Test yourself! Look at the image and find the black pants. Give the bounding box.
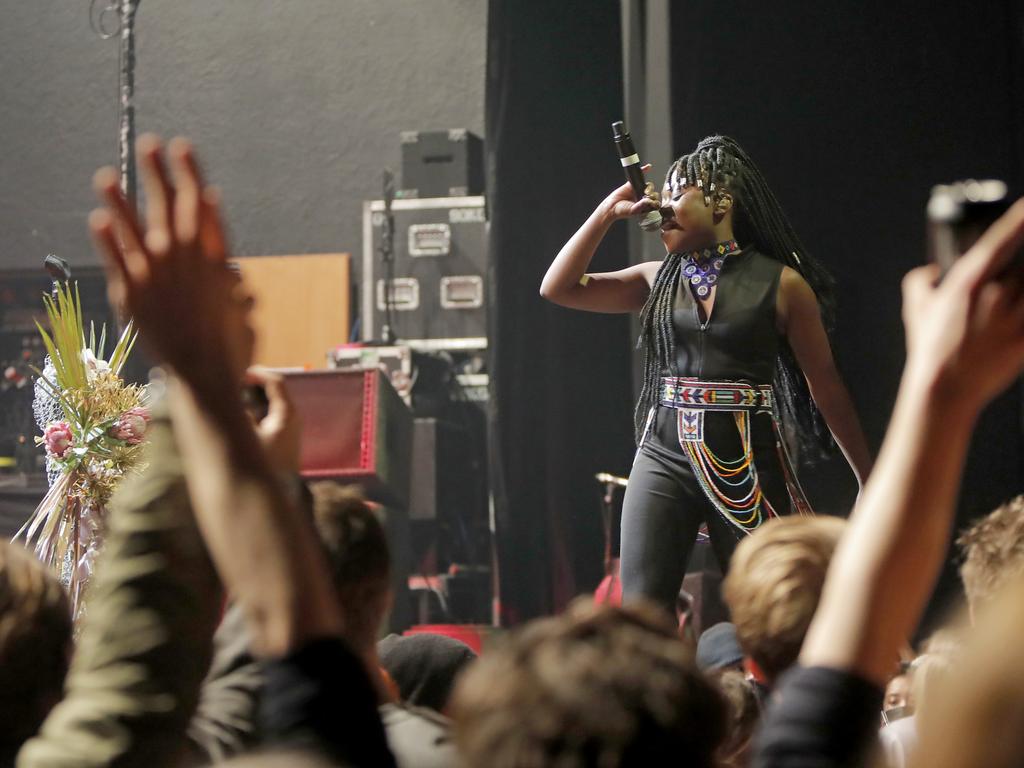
[620,406,793,615]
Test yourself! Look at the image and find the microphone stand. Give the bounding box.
[379,169,397,346]
[594,472,628,603]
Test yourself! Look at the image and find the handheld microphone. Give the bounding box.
[612,121,663,232]
[43,254,71,300]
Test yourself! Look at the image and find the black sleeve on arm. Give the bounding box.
[260,636,396,768]
[752,666,883,768]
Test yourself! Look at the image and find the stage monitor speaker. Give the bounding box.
[409,418,440,521]
[282,369,413,508]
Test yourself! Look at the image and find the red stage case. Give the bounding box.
[283,369,413,508]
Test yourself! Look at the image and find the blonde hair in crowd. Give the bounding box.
[723,516,846,682]
[957,494,1024,611]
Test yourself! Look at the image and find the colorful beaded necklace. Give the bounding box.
[680,239,742,300]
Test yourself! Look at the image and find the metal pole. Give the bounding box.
[118,0,139,205]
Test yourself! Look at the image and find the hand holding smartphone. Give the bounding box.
[928,179,1014,275]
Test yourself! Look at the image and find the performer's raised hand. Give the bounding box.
[600,163,659,221]
[89,134,254,388]
[540,163,664,313]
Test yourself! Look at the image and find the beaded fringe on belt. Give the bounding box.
[645,376,813,534]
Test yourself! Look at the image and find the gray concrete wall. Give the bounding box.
[0,0,486,272]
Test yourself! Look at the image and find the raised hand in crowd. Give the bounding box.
[753,199,1024,768]
[802,198,1024,683]
[91,136,254,385]
[245,367,303,474]
[90,135,395,767]
[90,135,337,653]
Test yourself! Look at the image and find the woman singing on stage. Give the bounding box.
[540,135,872,614]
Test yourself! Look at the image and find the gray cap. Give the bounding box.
[696,622,745,671]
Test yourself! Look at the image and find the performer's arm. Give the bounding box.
[540,170,661,313]
[778,268,873,486]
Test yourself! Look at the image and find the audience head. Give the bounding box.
[696,622,745,673]
[883,669,912,717]
[710,668,760,768]
[723,515,845,685]
[451,599,727,768]
[905,628,961,730]
[0,541,72,762]
[378,632,477,713]
[957,494,1024,617]
[309,483,391,652]
[911,575,1024,768]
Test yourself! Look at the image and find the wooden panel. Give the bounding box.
[237,254,350,369]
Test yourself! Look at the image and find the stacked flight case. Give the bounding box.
[360,195,487,351]
[357,193,491,624]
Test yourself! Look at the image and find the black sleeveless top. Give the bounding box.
[670,249,783,382]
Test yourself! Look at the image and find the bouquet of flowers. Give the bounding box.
[15,282,148,619]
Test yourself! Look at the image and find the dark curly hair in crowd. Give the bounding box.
[0,541,72,764]
[451,599,727,768]
[635,135,837,458]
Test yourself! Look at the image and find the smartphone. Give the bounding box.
[241,382,270,422]
[927,179,1010,274]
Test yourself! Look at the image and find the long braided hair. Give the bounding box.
[635,135,837,459]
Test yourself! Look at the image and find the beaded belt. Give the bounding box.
[640,376,809,535]
[658,377,773,413]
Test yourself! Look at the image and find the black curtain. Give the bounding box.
[486,0,635,623]
[669,0,1024,628]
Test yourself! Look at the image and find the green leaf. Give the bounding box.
[98,324,107,360]
[35,319,68,386]
[38,281,90,391]
[109,321,137,375]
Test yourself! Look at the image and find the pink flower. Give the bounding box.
[110,407,150,445]
[44,421,74,459]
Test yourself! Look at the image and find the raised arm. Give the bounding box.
[778,267,873,487]
[16,404,224,768]
[800,199,1024,684]
[753,202,1024,768]
[90,136,341,656]
[539,168,661,313]
[90,135,395,767]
